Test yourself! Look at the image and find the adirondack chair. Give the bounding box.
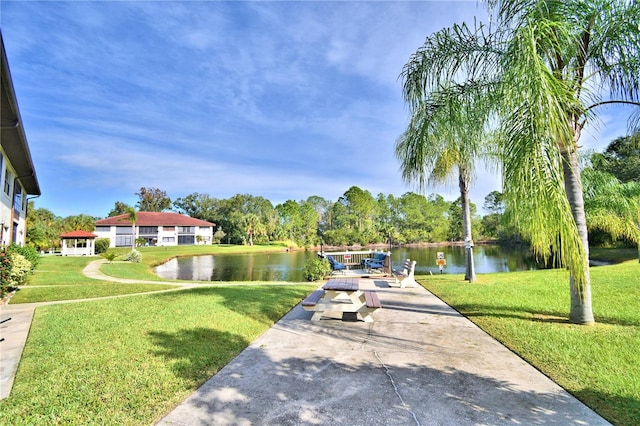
[326,255,347,274]
[361,252,387,270]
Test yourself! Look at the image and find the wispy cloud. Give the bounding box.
[0,1,596,218]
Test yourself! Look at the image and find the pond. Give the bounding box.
[154,244,542,282]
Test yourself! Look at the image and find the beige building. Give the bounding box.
[95,211,215,247]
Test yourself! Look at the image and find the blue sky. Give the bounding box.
[1,1,633,218]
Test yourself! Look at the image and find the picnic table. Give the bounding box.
[302,277,381,322]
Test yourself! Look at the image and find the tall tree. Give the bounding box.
[481,191,507,240]
[399,0,640,324]
[135,187,171,212]
[339,186,377,234]
[591,132,640,183]
[26,203,60,250]
[61,214,96,233]
[173,192,220,223]
[108,201,133,217]
[494,0,639,324]
[397,74,492,282]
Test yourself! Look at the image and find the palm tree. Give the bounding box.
[399,0,640,324]
[396,86,492,282]
[125,207,137,249]
[582,168,640,258]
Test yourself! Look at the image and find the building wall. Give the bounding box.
[0,149,27,246]
[94,225,213,248]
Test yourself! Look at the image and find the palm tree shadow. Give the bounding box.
[451,303,640,327]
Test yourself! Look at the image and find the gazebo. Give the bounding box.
[60,230,98,256]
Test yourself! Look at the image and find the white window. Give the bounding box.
[4,170,11,196]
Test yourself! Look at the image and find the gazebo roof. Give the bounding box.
[60,230,98,239]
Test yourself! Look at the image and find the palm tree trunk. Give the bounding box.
[459,167,476,282]
[561,147,595,325]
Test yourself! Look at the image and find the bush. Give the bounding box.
[0,247,33,297]
[124,249,142,263]
[95,238,111,254]
[303,258,331,281]
[101,251,118,263]
[8,244,40,270]
[0,249,11,297]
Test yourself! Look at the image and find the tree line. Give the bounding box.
[26,185,508,251]
[25,129,638,253]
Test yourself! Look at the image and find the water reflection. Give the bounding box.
[154,244,540,282]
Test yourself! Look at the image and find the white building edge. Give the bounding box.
[0,33,41,247]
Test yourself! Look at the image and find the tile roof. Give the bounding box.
[95,211,215,227]
[60,230,98,239]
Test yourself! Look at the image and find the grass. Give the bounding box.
[8,283,176,304]
[28,256,100,286]
[12,256,177,304]
[3,246,638,425]
[12,244,291,304]
[0,285,315,425]
[419,260,640,426]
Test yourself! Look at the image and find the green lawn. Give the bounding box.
[2,247,638,425]
[0,285,315,425]
[12,256,177,304]
[419,260,640,426]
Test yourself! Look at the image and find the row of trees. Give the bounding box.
[26,186,507,251]
[27,131,638,254]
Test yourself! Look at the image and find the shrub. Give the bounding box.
[303,258,331,281]
[124,249,142,263]
[0,249,11,297]
[8,244,40,270]
[101,251,118,263]
[0,247,33,297]
[95,238,111,254]
[8,252,32,286]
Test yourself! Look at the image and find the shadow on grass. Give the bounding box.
[573,387,640,426]
[447,303,640,327]
[148,328,249,384]
[151,285,313,324]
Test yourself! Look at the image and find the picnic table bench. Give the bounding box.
[302,277,381,322]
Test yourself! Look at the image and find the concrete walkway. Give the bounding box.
[157,278,610,426]
[1,262,610,424]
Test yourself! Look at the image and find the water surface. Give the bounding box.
[154,245,540,282]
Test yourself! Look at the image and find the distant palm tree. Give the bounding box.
[125,207,137,249]
[582,168,640,260]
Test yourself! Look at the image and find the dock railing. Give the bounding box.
[318,249,391,274]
